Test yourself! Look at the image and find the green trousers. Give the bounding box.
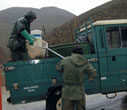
[62,98,86,110]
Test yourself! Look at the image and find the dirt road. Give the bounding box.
[2,86,127,110]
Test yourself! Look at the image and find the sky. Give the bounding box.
[0,0,111,15]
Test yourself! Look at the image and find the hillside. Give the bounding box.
[46,0,127,45]
[0,7,74,62]
[0,7,74,30]
[77,0,127,26]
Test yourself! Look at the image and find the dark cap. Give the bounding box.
[72,46,83,55]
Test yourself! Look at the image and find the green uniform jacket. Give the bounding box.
[7,11,36,52]
[56,54,96,100]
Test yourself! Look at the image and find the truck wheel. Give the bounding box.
[56,97,62,110]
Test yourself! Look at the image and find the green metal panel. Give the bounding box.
[106,49,127,72]
[100,75,121,93]
[85,78,100,94]
[99,24,127,93]
[95,26,108,92]
[120,75,127,89]
[85,54,100,94]
[4,58,63,104]
[101,71,127,93]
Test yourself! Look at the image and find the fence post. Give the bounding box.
[0,64,2,110]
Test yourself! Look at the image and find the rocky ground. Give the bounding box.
[2,86,127,110]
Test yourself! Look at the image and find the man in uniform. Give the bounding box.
[56,46,96,110]
[7,10,37,61]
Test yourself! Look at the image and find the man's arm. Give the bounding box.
[21,30,34,45]
[16,18,35,45]
[56,60,64,72]
[84,63,96,81]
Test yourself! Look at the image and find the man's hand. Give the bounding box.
[29,39,34,45]
[32,36,37,41]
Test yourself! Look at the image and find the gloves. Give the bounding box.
[32,36,37,41]
[29,39,34,45]
[21,30,34,45]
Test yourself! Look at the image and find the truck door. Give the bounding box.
[101,25,127,93]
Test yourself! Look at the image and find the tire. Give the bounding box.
[46,88,62,110]
[56,97,62,110]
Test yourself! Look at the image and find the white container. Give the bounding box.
[27,30,48,59]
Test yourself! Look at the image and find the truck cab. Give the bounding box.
[3,19,127,110]
[76,19,127,94]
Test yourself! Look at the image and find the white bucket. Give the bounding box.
[27,30,48,59]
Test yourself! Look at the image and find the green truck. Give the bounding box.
[3,19,127,110]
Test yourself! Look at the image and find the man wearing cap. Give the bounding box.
[7,11,37,61]
[56,46,96,110]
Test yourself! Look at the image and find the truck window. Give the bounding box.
[76,29,95,54]
[121,26,127,47]
[88,32,95,54]
[106,26,127,48]
[106,27,121,48]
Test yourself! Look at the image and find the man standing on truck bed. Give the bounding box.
[7,11,37,61]
[56,46,96,110]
